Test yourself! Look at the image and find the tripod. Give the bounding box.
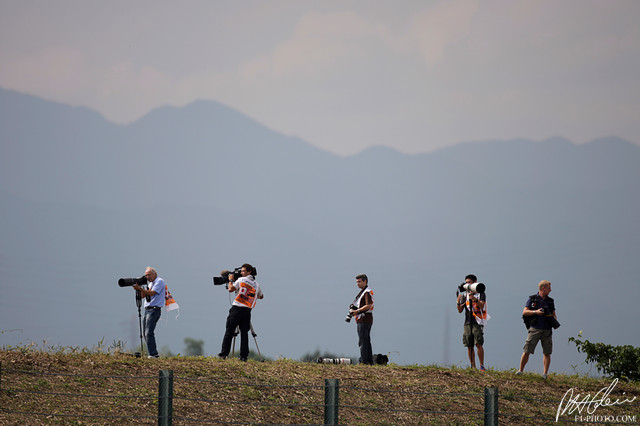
[232,321,262,360]
[134,291,145,357]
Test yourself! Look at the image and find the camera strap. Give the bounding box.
[352,286,367,306]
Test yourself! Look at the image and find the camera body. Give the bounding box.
[213,267,243,287]
[540,306,561,329]
[345,304,358,322]
[457,282,486,294]
[118,276,147,287]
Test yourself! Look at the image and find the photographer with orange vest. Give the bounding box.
[456,274,488,370]
[218,263,263,361]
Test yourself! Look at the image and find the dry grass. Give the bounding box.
[1,349,638,425]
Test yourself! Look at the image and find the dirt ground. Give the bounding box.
[1,350,638,424]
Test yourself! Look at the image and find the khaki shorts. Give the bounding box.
[523,328,553,355]
[463,324,484,347]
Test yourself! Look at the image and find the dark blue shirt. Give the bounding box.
[525,294,555,330]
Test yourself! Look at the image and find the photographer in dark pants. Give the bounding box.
[456,274,487,370]
[349,274,374,365]
[132,267,165,359]
[218,263,263,361]
[517,280,558,379]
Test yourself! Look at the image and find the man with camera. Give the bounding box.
[218,263,263,361]
[348,274,374,365]
[456,274,487,370]
[517,280,558,378]
[132,267,165,359]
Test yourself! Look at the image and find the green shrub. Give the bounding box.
[569,334,640,381]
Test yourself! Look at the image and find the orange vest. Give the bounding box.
[466,296,489,325]
[233,279,260,309]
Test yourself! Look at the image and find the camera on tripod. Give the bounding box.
[457,282,486,294]
[345,304,358,322]
[117,274,150,358]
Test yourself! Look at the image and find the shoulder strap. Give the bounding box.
[353,286,367,305]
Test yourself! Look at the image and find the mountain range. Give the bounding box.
[1,87,639,373]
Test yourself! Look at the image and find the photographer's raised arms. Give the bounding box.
[132,267,165,359]
[217,263,263,362]
[456,274,488,371]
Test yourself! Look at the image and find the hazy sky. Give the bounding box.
[1,0,639,155]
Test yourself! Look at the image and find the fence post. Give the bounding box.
[484,387,498,426]
[158,369,174,426]
[324,378,339,425]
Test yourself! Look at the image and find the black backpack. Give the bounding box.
[373,354,389,365]
[522,294,540,329]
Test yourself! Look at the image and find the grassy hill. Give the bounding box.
[1,349,638,425]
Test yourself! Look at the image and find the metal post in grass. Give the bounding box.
[158,369,174,426]
[324,379,339,425]
[484,387,498,426]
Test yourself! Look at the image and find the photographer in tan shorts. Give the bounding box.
[517,280,558,379]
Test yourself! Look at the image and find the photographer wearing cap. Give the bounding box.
[349,274,374,365]
[132,267,165,359]
[218,263,263,361]
[456,274,487,370]
[517,280,558,378]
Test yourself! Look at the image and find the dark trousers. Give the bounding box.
[143,307,161,357]
[357,322,373,365]
[219,306,252,359]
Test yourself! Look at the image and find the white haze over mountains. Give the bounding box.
[1,87,639,374]
[1,1,640,156]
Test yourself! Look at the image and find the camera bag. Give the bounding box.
[522,294,539,329]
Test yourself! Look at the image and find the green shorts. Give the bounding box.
[463,324,484,347]
[523,328,553,355]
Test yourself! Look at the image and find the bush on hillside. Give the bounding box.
[569,334,640,381]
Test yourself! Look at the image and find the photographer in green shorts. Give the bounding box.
[456,274,487,370]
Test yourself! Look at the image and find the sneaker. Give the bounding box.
[480,365,486,371]
[543,374,548,379]
[147,355,159,359]
[515,370,523,375]
[240,357,248,362]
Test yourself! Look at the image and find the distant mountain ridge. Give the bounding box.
[1,86,639,370]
